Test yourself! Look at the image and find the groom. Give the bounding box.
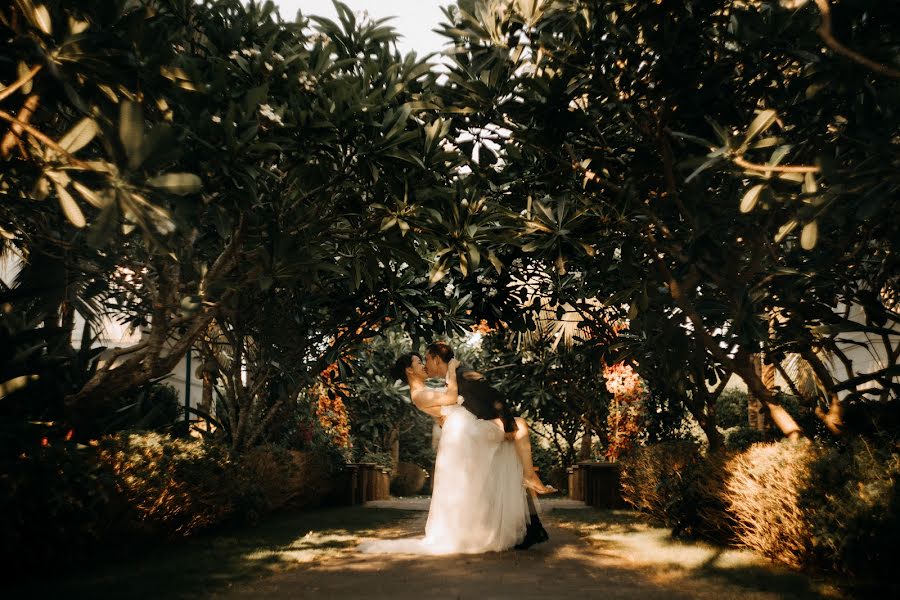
[424,341,550,550]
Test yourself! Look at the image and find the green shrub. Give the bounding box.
[546,464,569,494]
[285,448,344,509]
[102,382,181,434]
[806,439,900,580]
[620,441,734,542]
[390,461,427,496]
[716,389,749,429]
[724,440,820,569]
[724,426,768,451]
[97,432,236,537]
[398,414,437,473]
[619,441,700,526]
[530,433,558,478]
[0,435,119,571]
[358,450,394,470]
[233,444,300,518]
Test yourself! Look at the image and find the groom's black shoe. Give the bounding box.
[515,515,549,550]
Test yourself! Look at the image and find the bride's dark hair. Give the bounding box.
[390,352,421,382]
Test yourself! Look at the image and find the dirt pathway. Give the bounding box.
[216,500,840,600]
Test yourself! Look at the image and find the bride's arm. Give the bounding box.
[411,358,461,410]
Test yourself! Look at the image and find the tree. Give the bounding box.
[436,0,899,442]
[1,1,476,444]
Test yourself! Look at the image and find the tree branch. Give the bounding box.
[0,107,90,168]
[733,156,819,174]
[0,64,42,103]
[813,0,900,79]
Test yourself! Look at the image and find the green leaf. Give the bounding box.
[119,102,144,167]
[742,109,777,147]
[705,118,730,145]
[429,259,449,284]
[774,219,798,243]
[769,145,793,166]
[87,200,120,248]
[0,375,39,400]
[685,155,721,183]
[466,242,481,269]
[33,4,52,34]
[488,250,503,273]
[802,172,818,195]
[54,182,86,228]
[59,118,99,153]
[739,184,765,213]
[71,181,107,208]
[147,173,203,195]
[800,221,818,250]
[750,136,780,149]
[669,130,715,149]
[17,62,33,95]
[244,84,269,113]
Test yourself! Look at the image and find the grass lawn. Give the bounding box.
[11,506,419,599]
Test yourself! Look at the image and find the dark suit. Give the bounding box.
[456,368,517,433]
[453,366,550,550]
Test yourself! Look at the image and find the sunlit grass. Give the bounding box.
[11,506,420,599]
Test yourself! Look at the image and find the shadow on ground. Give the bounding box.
[13,505,852,600]
[552,509,844,600]
[9,506,419,600]
[216,508,843,600]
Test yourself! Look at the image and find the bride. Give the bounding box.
[358,353,531,554]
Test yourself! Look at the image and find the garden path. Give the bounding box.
[216,499,841,600]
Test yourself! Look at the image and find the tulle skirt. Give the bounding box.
[358,405,529,554]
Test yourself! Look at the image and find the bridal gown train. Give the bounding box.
[358,404,530,554]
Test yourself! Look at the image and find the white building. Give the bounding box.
[1,252,204,414]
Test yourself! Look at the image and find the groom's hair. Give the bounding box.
[425,341,454,363]
[390,352,421,382]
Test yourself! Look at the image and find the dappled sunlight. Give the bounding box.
[214,508,844,599]
[553,510,843,599]
[242,532,362,566]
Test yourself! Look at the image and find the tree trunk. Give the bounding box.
[683,392,724,454]
[662,266,803,439]
[736,353,801,439]
[578,425,593,461]
[65,307,217,414]
[700,417,724,454]
[747,353,768,431]
[386,427,400,473]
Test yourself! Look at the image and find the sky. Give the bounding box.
[272,1,451,57]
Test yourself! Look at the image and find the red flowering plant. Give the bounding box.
[603,360,647,461]
[313,362,352,450]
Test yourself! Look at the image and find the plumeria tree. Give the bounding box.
[0,0,497,443]
[435,0,899,443]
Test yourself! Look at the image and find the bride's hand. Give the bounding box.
[447,358,460,371]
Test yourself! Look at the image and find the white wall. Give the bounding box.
[3,252,205,413]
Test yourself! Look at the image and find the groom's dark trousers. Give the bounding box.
[454,368,550,550]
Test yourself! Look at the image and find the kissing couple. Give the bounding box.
[359,341,553,555]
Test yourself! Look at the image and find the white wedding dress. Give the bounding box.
[358,403,530,554]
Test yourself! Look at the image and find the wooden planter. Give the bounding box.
[569,464,585,501]
[332,463,360,506]
[567,466,575,499]
[379,467,391,499]
[574,461,623,509]
[355,462,377,502]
